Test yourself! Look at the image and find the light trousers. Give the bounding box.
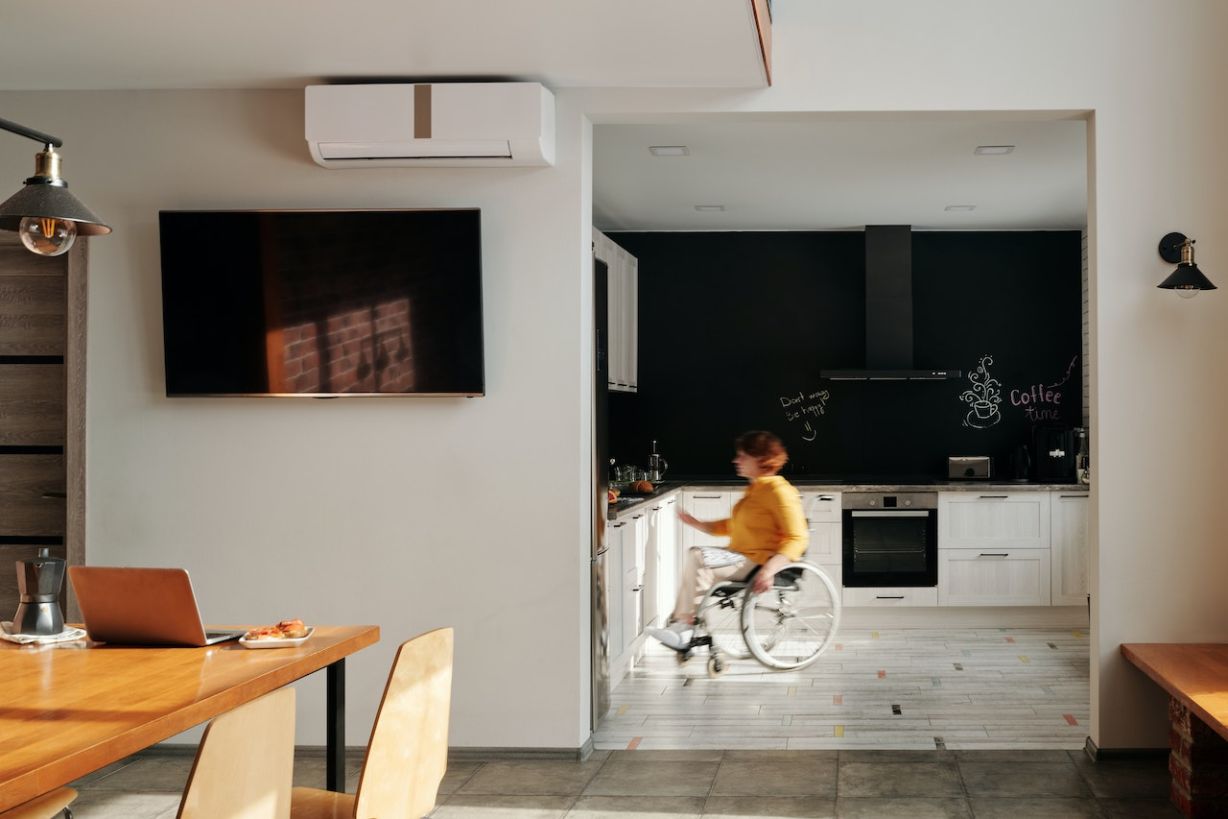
[671,547,755,623]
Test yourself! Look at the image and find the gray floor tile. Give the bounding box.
[835,797,973,818]
[952,750,1073,764]
[432,793,574,818]
[840,750,953,764]
[82,754,194,793]
[837,762,964,798]
[67,790,181,819]
[959,762,1092,798]
[609,749,725,762]
[68,760,137,789]
[438,761,483,795]
[1070,756,1172,799]
[289,753,363,791]
[1097,798,1183,818]
[968,797,1104,818]
[567,795,705,818]
[583,759,719,797]
[710,757,838,797]
[459,759,606,796]
[702,795,837,817]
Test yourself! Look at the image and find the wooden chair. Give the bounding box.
[291,628,453,819]
[0,788,76,819]
[178,686,297,819]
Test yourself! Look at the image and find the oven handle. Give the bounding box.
[849,511,931,518]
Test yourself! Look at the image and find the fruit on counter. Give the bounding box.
[607,489,619,503]
[631,480,655,494]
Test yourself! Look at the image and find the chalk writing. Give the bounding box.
[1011,354,1078,423]
[779,388,830,443]
[960,354,1002,429]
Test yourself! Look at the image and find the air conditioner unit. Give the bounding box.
[305,82,555,168]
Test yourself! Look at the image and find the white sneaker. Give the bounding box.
[646,621,694,651]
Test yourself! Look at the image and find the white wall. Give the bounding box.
[0,90,593,748]
[1,0,1226,752]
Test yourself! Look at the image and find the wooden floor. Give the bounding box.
[595,627,1090,751]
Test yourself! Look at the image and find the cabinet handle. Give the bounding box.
[978,495,1009,499]
[632,514,643,519]
[667,499,677,505]
[978,553,1009,557]
[632,586,643,592]
[819,495,835,501]
[876,595,905,600]
[41,491,67,500]
[612,523,625,528]
[693,495,721,499]
[1059,494,1087,499]
[652,506,662,510]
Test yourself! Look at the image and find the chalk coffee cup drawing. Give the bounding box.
[972,400,994,420]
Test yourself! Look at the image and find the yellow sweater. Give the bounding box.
[709,476,808,564]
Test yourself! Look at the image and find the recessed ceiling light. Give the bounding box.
[648,145,689,157]
[694,205,725,212]
[974,145,1015,155]
[944,204,976,212]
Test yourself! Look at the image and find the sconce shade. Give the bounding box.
[1157,262,1216,291]
[0,181,111,235]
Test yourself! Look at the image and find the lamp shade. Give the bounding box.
[1157,262,1217,291]
[0,181,111,236]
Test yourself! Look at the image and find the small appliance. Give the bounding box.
[12,547,66,636]
[1033,425,1078,482]
[648,440,669,482]
[1008,444,1033,482]
[947,456,991,480]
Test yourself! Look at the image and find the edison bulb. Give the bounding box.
[1176,287,1201,300]
[18,216,76,257]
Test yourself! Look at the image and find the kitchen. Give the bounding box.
[590,115,1091,750]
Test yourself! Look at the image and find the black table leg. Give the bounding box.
[326,658,345,791]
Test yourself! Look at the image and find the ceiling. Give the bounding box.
[0,0,766,90]
[594,117,1088,232]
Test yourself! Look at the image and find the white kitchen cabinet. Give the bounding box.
[1050,492,1089,606]
[844,586,938,607]
[650,497,680,628]
[938,492,1051,551]
[621,511,647,655]
[681,490,735,548]
[938,548,1051,606]
[605,520,625,666]
[593,228,637,393]
[801,491,842,564]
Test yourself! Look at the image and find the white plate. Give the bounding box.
[238,626,314,649]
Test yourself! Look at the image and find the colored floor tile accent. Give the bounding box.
[1063,714,1079,726]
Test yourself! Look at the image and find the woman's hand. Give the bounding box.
[678,510,705,532]
[753,553,792,594]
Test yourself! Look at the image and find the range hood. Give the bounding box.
[820,225,962,382]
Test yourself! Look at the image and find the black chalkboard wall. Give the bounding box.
[607,230,1083,478]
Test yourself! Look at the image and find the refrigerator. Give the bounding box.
[591,256,611,728]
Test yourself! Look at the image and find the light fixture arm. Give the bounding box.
[0,117,62,149]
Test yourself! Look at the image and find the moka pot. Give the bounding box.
[13,547,65,635]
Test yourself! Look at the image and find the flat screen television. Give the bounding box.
[159,209,484,397]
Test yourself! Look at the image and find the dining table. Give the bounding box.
[0,624,379,812]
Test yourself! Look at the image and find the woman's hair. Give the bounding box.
[735,430,788,475]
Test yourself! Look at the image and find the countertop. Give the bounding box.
[606,479,1087,520]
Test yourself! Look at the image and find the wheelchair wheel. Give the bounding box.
[697,581,751,660]
[741,562,840,671]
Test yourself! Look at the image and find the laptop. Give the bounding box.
[69,566,245,646]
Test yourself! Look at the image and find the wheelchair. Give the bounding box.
[678,561,841,678]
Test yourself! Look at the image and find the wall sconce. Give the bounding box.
[0,116,110,257]
[1157,232,1216,298]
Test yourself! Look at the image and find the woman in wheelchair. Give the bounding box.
[645,431,841,674]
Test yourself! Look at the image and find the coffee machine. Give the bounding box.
[13,547,66,636]
[1033,426,1078,483]
[648,440,669,482]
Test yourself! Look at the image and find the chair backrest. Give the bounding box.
[354,627,454,819]
[178,687,296,819]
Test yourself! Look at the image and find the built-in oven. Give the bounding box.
[842,492,938,588]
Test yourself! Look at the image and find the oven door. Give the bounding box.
[842,509,938,587]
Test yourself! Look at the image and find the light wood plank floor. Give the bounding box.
[595,627,1090,751]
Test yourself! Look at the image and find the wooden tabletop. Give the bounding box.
[0,624,379,811]
[1120,643,1228,743]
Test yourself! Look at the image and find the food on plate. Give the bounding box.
[632,480,655,494]
[607,489,618,503]
[244,619,310,641]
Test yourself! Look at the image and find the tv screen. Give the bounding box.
[159,209,484,396]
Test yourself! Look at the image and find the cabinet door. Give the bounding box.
[606,247,627,391]
[1051,492,1089,606]
[683,491,733,548]
[656,497,679,623]
[939,492,1051,550]
[625,253,638,391]
[640,509,659,629]
[606,522,625,661]
[938,549,1051,606]
[801,492,842,563]
[621,513,646,649]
